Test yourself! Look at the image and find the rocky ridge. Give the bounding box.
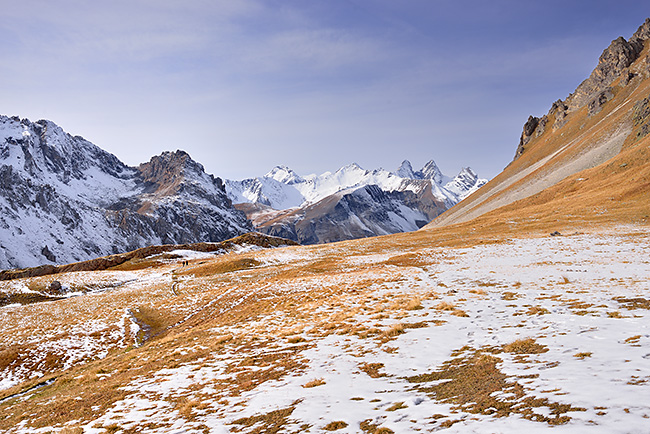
[433,17,650,229]
[515,18,650,159]
[0,116,252,269]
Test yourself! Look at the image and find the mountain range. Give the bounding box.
[0,115,485,269]
[225,161,486,244]
[0,116,251,269]
[1,16,650,434]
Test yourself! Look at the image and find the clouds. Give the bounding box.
[1,1,648,180]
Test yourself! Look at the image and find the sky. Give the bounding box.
[1,1,649,180]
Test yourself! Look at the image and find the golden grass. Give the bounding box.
[614,297,650,310]
[526,306,550,316]
[360,419,395,434]
[407,347,585,425]
[359,363,387,378]
[405,297,423,310]
[386,401,407,411]
[231,401,300,433]
[302,378,325,388]
[574,352,593,360]
[503,338,549,355]
[323,421,349,431]
[435,301,456,311]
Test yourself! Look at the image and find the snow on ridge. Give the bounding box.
[225,160,487,210]
[0,115,252,270]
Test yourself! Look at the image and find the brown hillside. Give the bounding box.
[429,19,650,231]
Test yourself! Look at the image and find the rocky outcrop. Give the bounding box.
[515,115,544,158]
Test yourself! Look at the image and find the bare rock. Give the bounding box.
[49,280,62,292]
[41,245,56,263]
[514,116,540,158]
[587,87,614,116]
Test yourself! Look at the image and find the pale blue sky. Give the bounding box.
[1,1,649,180]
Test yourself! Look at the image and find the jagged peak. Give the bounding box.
[395,160,415,178]
[336,162,364,174]
[419,160,443,181]
[631,17,650,42]
[138,149,211,189]
[265,165,303,184]
[454,167,477,179]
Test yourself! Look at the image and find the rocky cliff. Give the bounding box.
[0,116,252,269]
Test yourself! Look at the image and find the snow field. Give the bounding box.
[1,226,649,433]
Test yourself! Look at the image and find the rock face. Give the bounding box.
[0,116,252,269]
[259,185,432,244]
[515,17,650,159]
[227,160,486,244]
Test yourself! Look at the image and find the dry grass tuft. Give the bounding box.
[526,306,550,315]
[323,421,349,431]
[574,352,593,360]
[435,301,456,311]
[382,323,405,340]
[405,297,424,310]
[503,338,548,354]
[386,401,407,411]
[302,378,326,388]
[359,363,387,378]
[360,419,395,434]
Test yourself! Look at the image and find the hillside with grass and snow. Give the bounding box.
[1,15,650,434]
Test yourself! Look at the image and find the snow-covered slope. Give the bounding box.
[226,160,484,210]
[226,160,486,244]
[0,115,252,269]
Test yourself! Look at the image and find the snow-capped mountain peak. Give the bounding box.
[225,160,486,213]
[444,167,487,200]
[265,165,304,185]
[419,160,444,184]
[395,160,416,179]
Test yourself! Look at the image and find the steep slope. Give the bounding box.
[227,160,486,244]
[429,18,650,230]
[0,116,251,269]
